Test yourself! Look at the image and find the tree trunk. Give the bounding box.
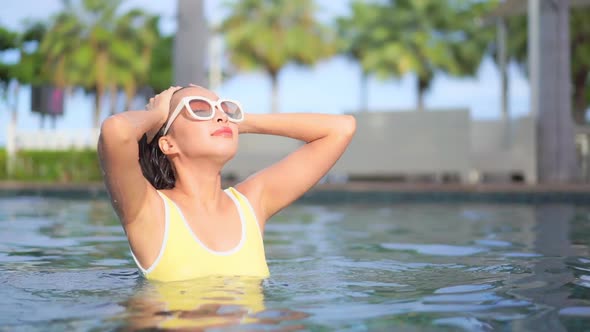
[498,17,512,148]
[497,17,509,120]
[270,72,279,113]
[572,70,588,124]
[417,89,424,112]
[124,89,136,112]
[109,84,118,116]
[94,87,103,129]
[502,71,512,149]
[123,81,137,112]
[360,70,368,112]
[11,83,19,129]
[502,71,510,119]
[417,77,428,112]
[95,50,107,128]
[123,96,133,112]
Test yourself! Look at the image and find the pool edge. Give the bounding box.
[2,181,590,203]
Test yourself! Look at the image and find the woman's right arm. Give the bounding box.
[97,86,179,224]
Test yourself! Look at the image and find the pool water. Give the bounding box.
[2,196,590,331]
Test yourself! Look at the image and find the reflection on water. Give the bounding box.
[124,277,265,330]
[1,197,590,330]
[121,277,308,331]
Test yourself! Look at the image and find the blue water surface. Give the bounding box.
[1,196,590,331]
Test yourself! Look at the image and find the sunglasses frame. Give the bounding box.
[162,96,244,135]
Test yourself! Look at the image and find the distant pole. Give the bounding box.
[528,0,578,183]
[360,70,368,112]
[6,120,15,176]
[174,0,208,87]
[208,29,223,90]
[6,82,20,178]
[497,18,508,120]
[497,17,511,148]
[528,0,540,119]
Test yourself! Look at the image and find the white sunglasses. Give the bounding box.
[163,96,244,135]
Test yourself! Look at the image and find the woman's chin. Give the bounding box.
[189,146,238,163]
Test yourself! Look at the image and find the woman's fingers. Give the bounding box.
[147,86,180,112]
[151,86,182,112]
[160,86,182,101]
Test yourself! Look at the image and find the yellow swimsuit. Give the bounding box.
[130,187,270,282]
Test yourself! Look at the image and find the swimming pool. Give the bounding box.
[1,195,590,331]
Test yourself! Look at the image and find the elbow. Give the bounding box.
[339,115,356,139]
[99,115,135,145]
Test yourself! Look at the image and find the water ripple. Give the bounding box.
[435,284,495,294]
[380,243,487,256]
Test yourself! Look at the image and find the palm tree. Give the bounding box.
[109,10,160,114]
[39,7,85,89]
[341,0,495,112]
[0,23,48,174]
[336,1,380,112]
[0,26,19,97]
[147,34,173,93]
[40,4,97,124]
[0,25,19,176]
[2,22,47,123]
[40,0,159,128]
[220,0,335,113]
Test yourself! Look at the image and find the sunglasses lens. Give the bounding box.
[188,99,214,119]
[221,101,243,121]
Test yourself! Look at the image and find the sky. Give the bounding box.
[0,0,531,146]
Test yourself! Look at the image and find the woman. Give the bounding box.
[98,85,356,282]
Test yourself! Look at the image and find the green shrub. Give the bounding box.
[0,148,6,180]
[0,148,102,182]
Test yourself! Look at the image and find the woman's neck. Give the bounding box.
[170,158,225,211]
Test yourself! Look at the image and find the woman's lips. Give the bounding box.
[212,126,233,137]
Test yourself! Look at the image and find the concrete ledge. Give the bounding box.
[2,181,590,204]
[0,182,107,199]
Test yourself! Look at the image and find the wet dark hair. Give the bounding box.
[138,127,175,190]
[137,87,195,189]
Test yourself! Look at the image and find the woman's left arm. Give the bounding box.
[236,113,356,225]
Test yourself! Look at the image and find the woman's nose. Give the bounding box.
[214,105,228,123]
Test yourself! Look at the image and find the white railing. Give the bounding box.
[4,125,100,177]
[11,128,100,151]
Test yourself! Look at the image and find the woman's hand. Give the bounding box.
[146,86,182,143]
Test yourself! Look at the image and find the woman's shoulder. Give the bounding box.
[231,182,267,227]
[231,182,260,203]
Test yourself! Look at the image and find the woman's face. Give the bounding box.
[161,86,239,162]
